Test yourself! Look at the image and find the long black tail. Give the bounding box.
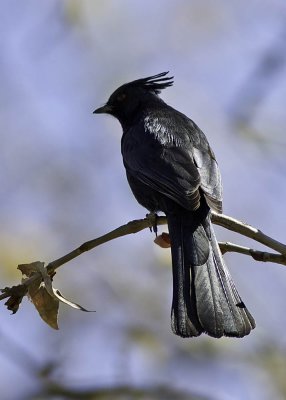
[167,209,255,338]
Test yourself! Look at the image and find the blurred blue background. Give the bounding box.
[1,1,286,399]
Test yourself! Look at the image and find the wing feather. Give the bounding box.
[121,108,223,212]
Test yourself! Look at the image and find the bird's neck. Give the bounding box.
[119,98,167,131]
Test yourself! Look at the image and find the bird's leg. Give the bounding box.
[146,212,172,248]
[146,212,158,236]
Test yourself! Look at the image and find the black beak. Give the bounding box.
[93,104,113,114]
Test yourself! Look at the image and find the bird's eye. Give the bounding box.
[117,93,127,102]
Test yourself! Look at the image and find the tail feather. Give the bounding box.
[167,211,255,338]
[169,217,202,337]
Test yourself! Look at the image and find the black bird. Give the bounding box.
[94,72,255,338]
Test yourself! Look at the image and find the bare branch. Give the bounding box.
[1,212,285,309]
[0,216,163,303]
[211,212,286,256]
[219,242,286,266]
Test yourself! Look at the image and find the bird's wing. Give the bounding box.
[122,122,201,211]
[173,112,223,213]
[192,144,223,213]
[122,110,223,213]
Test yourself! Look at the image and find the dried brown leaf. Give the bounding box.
[154,232,171,248]
[18,261,59,329]
[29,283,59,330]
[18,261,45,278]
[1,285,28,314]
[17,260,93,329]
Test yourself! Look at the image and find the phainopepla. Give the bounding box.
[93,72,255,338]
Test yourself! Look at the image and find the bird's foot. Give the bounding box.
[146,212,158,236]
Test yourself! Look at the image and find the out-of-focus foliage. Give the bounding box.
[1,1,286,399]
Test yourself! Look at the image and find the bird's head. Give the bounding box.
[93,72,173,126]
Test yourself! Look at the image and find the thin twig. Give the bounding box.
[47,216,162,273]
[0,216,162,302]
[219,242,286,266]
[212,212,286,256]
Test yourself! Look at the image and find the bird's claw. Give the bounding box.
[146,212,158,236]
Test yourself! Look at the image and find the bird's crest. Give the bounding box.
[128,72,174,94]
